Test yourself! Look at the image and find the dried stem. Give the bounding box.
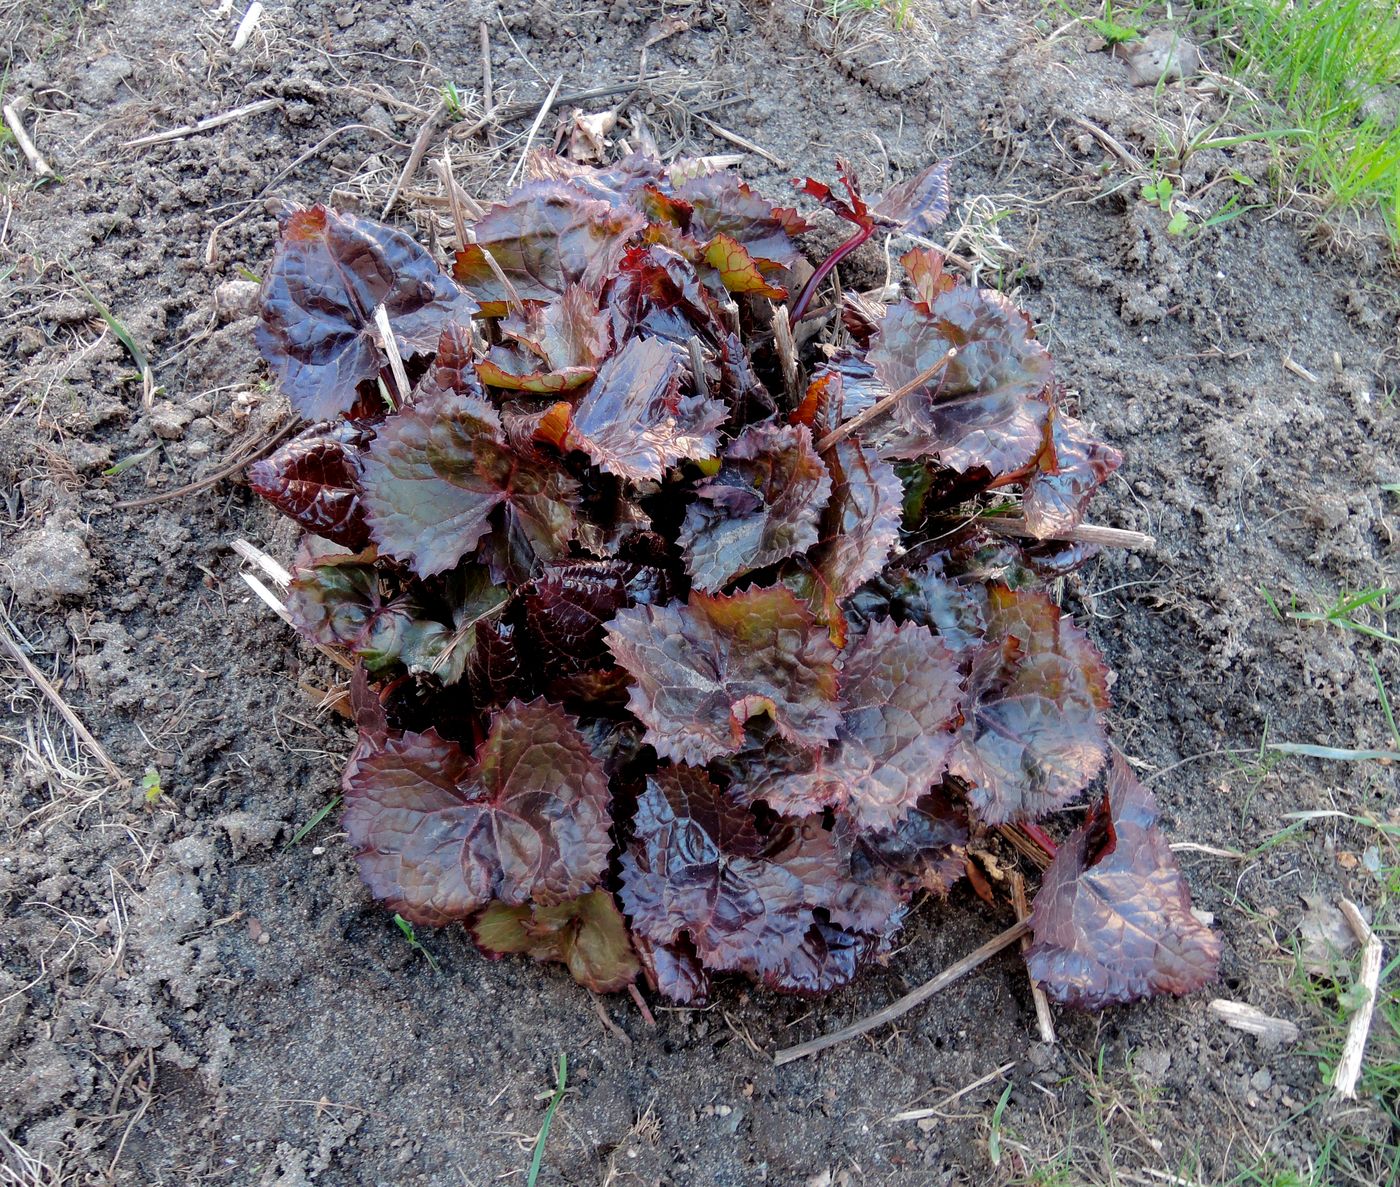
[815,350,956,452]
[382,100,446,219]
[507,74,562,187]
[771,304,799,402]
[124,98,281,149]
[1010,871,1056,1044]
[773,919,1030,1064]
[0,618,123,783]
[2,101,53,176]
[980,517,1157,551]
[1333,899,1383,1100]
[113,419,299,510]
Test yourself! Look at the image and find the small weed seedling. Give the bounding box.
[393,914,441,974]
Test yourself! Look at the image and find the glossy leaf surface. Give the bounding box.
[342,700,611,926]
[1027,757,1221,1008]
[679,422,831,591]
[247,421,371,550]
[559,337,726,480]
[359,391,578,579]
[868,293,1053,473]
[452,181,645,315]
[952,585,1110,823]
[606,586,842,764]
[256,205,474,420]
[730,619,963,830]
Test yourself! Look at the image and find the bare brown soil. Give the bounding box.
[2,2,1397,1185]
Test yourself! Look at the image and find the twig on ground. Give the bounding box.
[1283,356,1320,385]
[592,994,631,1044]
[113,419,298,509]
[239,573,352,670]
[692,113,785,167]
[1207,999,1300,1043]
[627,982,656,1026]
[980,517,1157,551]
[480,20,497,148]
[1067,115,1140,170]
[230,538,291,588]
[886,1061,1017,1122]
[1010,871,1056,1044]
[231,2,264,53]
[815,350,956,452]
[382,100,447,219]
[0,618,123,784]
[124,98,281,149]
[1333,899,1383,1100]
[3,101,55,177]
[449,77,697,143]
[773,919,1030,1064]
[508,75,563,187]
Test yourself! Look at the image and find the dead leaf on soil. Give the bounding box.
[1298,893,1362,975]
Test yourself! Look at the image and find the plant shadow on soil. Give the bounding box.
[1,1,1398,1184]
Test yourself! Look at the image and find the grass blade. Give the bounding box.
[286,794,341,847]
[527,1054,568,1187]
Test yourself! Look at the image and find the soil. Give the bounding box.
[2,2,1398,1185]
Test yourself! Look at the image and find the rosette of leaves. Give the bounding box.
[246,153,1218,1011]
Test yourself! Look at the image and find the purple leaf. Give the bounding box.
[452,181,646,315]
[342,699,612,926]
[475,284,611,393]
[619,767,875,996]
[808,440,903,601]
[359,390,579,579]
[606,585,843,764]
[1022,408,1123,538]
[559,337,726,480]
[729,618,963,830]
[1026,755,1221,1008]
[247,421,372,549]
[679,422,832,591]
[951,585,1110,824]
[256,205,475,420]
[867,293,1053,473]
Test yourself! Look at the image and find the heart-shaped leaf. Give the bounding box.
[256,205,475,420]
[247,421,372,550]
[453,181,645,315]
[359,390,579,579]
[951,585,1110,823]
[343,699,612,926]
[867,293,1053,473]
[557,336,726,480]
[729,618,963,830]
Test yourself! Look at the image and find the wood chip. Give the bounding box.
[1207,999,1300,1044]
